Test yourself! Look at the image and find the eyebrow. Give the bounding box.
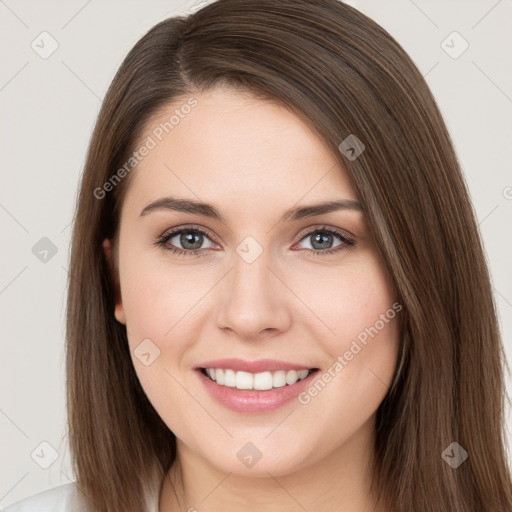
[139,196,362,223]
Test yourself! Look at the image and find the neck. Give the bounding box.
[159,416,387,512]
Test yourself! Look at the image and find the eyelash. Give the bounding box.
[154,224,355,257]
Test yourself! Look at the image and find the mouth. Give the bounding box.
[199,367,315,390]
[194,359,319,413]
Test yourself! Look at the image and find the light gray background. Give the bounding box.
[1,0,511,507]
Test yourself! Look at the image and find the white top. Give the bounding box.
[1,482,160,512]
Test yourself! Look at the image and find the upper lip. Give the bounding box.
[195,358,316,373]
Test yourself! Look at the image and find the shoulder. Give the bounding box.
[1,483,92,512]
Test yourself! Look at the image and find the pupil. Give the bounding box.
[181,232,202,250]
[177,231,333,251]
[312,232,332,250]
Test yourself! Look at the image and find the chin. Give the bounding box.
[205,441,315,478]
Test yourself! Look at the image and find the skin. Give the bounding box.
[104,85,400,512]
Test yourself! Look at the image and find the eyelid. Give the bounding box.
[155,223,354,255]
[295,224,355,243]
[159,223,221,246]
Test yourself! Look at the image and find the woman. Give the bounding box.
[4,0,511,510]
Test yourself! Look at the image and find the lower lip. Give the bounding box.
[196,369,317,414]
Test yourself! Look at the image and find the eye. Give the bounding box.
[294,226,354,256]
[154,224,355,257]
[154,226,218,257]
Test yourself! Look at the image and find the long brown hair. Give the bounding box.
[66,1,512,510]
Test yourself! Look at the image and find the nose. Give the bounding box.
[215,249,292,341]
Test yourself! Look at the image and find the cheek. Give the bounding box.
[118,251,220,423]
[116,239,402,470]
[288,255,401,418]
[119,249,213,345]
[117,253,209,432]
[119,242,399,374]
[287,252,398,349]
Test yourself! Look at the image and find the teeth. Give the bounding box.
[204,368,312,390]
[224,369,236,387]
[285,370,298,385]
[298,369,308,380]
[215,368,225,385]
[235,371,253,390]
[272,370,287,388]
[254,371,273,390]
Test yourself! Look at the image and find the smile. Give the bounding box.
[201,368,312,390]
[195,359,320,413]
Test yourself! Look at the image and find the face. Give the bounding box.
[105,85,400,477]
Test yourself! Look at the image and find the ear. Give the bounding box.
[102,238,126,325]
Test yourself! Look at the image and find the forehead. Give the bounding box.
[123,86,357,218]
